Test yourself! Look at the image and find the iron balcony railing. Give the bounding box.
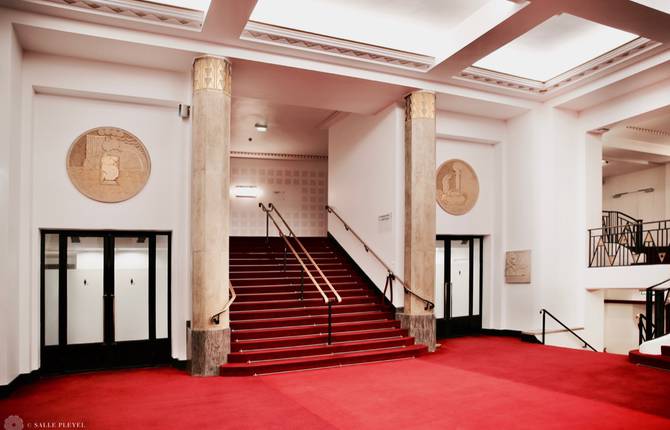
[588,217,670,267]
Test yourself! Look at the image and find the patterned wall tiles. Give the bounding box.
[230,158,328,237]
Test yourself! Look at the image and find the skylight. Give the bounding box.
[473,14,639,82]
[249,0,497,58]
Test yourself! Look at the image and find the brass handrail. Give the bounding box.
[325,205,434,310]
[210,281,237,325]
[269,203,342,303]
[259,203,330,304]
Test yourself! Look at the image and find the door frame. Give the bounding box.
[40,229,172,373]
[436,235,484,338]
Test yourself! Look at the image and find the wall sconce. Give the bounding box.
[254,122,268,132]
[231,185,260,198]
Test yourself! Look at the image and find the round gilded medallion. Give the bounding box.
[66,127,151,203]
[436,159,479,216]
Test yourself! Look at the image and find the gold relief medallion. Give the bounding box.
[66,127,151,203]
[436,159,479,215]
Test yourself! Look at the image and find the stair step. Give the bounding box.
[231,328,410,352]
[231,303,389,320]
[629,350,670,370]
[230,269,349,279]
[234,288,367,302]
[231,274,356,286]
[230,311,394,330]
[231,319,401,341]
[231,281,363,293]
[231,262,345,271]
[220,344,427,376]
[232,296,376,311]
[228,336,416,363]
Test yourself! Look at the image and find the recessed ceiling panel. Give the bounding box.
[473,14,639,82]
[249,0,495,57]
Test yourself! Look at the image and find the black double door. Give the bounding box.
[41,230,171,373]
[436,236,483,338]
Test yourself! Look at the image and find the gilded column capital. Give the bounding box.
[405,90,435,120]
[193,55,232,95]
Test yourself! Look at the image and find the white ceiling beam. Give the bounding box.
[559,0,670,44]
[6,6,539,113]
[603,138,670,158]
[427,0,563,79]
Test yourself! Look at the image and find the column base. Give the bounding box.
[190,328,230,376]
[397,313,436,352]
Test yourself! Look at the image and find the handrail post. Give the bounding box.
[265,210,269,245]
[655,290,665,337]
[328,302,333,345]
[638,315,644,345]
[541,309,546,345]
[283,245,287,272]
[646,289,654,340]
[300,267,304,301]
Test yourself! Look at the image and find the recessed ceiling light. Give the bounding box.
[255,123,268,132]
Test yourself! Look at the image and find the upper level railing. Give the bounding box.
[588,213,670,267]
[325,205,434,311]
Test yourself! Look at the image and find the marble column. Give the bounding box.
[398,90,437,352]
[190,55,231,376]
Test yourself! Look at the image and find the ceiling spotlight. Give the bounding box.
[255,123,268,132]
[602,160,609,165]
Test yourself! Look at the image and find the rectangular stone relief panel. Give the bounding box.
[505,250,531,284]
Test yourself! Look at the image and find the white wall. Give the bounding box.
[328,104,405,305]
[4,53,193,383]
[0,17,23,386]
[502,107,585,333]
[434,137,503,327]
[603,166,666,222]
[230,157,327,236]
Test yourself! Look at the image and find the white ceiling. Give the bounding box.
[250,0,499,57]
[474,14,639,82]
[231,97,332,155]
[602,107,670,177]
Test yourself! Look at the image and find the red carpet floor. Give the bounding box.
[2,336,670,429]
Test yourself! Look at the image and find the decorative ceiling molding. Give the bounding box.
[22,0,207,31]
[456,38,661,95]
[231,151,327,161]
[625,125,670,138]
[241,21,434,72]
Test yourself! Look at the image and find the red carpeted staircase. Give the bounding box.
[220,236,427,376]
[629,345,670,370]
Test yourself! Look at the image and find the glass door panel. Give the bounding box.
[67,235,104,344]
[472,238,481,316]
[450,239,470,318]
[156,235,169,339]
[44,234,60,346]
[114,236,149,342]
[434,240,445,319]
